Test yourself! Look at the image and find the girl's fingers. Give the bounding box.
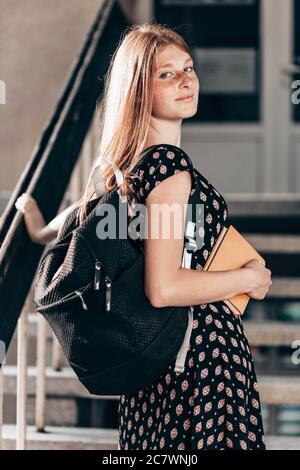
[15,198,26,212]
[15,194,35,213]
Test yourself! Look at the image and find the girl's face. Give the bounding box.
[152,44,200,120]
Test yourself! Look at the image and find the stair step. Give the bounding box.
[7,317,300,365]
[27,313,53,338]
[1,425,118,450]
[5,332,67,368]
[10,312,52,339]
[258,375,300,405]
[267,278,300,298]
[243,321,300,346]
[226,194,300,216]
[265,435,300,450]
[2,394,119,428]
[1,425,300,450]
[3,366,300,405]
[243,234,300,253]
[7,316,300,364]
[2,366,117,400]
[3,394,80,426]
[5,313,68,367]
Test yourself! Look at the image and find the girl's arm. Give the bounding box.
[143,171,269,310]
[15,193,78,245]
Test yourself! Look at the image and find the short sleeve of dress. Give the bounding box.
[131,145,196,205]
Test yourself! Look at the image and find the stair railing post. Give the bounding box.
[0,365,3,449]
[16,289,30,450]
[51,335,62,372]
[35,313,47,432]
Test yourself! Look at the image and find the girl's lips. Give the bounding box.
[176,95,194,102]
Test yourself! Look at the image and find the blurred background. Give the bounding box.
[0,0,300,450]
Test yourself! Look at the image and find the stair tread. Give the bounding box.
[2,424,117,443]
[243,320,300,345]
[268,278,300,298]
[243,234,300,253]
[1,424,118,450]
[3,365,75,378]
[3,366,300,404]
[264,435,300,450]
[2,365,117,400]
[1,425,300,450]
[5,366,300,383]
[258,375,300,405]
[259,375,300,384]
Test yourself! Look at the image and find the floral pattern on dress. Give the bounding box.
[118,144,266,450]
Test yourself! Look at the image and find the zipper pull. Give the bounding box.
[75,290,88,311]
[105,276,112,312]
[94,261,102,291]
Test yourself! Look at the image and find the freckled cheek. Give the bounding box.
[152,87,174,109]
[153,93,174,111]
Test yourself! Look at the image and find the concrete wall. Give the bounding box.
[0,0,109,191]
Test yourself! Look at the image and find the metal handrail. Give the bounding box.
[0,0,130,449]
[0,0,129,360]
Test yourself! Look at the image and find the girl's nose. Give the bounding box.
[179,72,192,87]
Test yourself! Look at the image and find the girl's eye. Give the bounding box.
[160,66,194,79]
[160,72,172,79]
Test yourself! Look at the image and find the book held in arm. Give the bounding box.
[203,225,265,317]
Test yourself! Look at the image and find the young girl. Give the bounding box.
[16,23,271,450]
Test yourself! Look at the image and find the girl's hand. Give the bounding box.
[242,258,272,300]
[15,193,49,244]
[15,193,43,217]
[15,194,77,245]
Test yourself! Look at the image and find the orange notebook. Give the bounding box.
[203,224,265,317]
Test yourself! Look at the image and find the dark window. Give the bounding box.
[154,0,261,122]
[293,0,300,122]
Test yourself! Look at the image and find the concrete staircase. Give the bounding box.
[1,425,118,450]
[2,364,300,407]
[2,425,300,450]
[2,315,300,449]
[2,232,300,450]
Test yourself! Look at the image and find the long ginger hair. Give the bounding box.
[76,23,192,225]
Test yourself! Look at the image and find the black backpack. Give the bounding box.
[34,158,197,396]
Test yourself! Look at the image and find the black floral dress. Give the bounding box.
[117,144,266,450]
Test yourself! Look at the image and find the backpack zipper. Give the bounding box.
[94,261,102,291]
[75,290,88,310]
[35,283,92,312]
[46,232,113,312]
[105,276,112,312]
[78,233,113,312]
